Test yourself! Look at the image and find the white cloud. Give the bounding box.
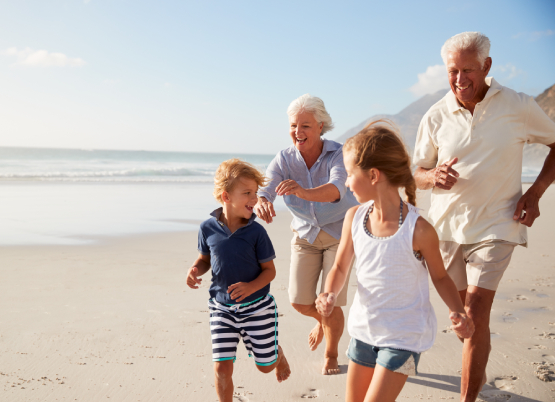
[492,63,525,81]
[164,82,171,88]
[2,47,86,67]
[409,64,449,97]
[512,29,554,41]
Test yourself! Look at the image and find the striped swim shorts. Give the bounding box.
[208,294,279,366]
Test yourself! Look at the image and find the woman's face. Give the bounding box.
[289,112,324,153]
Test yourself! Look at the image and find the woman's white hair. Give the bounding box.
[287,94,334,136]
[441,32,491,67]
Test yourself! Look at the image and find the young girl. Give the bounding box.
[315,122,474,402]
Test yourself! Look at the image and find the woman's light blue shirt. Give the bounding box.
[258,138,358,244]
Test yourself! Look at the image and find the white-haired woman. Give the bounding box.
[255,94,358,375]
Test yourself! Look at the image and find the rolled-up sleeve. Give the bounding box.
[526,97,555,145]
[258,153,284,203]
[328,148,348,203]
[413,115,439,169]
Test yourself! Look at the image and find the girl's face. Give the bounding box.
[344,150,374,203]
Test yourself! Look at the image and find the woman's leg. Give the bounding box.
[345,360,374,402]
[364,364,408,402]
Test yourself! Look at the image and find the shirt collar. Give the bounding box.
[446,76,502,114]
[210,207,256,228]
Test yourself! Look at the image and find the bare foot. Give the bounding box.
[275,346,291,383]
[308,322,324,351]
[322,356,340,375]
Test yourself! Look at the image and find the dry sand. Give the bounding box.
[1,185,554,401]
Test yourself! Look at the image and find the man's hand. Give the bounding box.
[276,180,306,199]
[227,282,255,303]
[315,292,337,317]
[450,312,475,339]
[186,267,202,289]
[429,157,459,190]
[513,189,541,227]
[254,197,276,224]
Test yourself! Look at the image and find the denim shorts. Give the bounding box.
[346,338,420,376]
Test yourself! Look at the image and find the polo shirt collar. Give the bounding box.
[445,76,502,114]
[210,207,256,228]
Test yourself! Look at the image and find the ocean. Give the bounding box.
[0,146,541,245]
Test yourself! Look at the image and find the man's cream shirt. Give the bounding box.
[414,77,555,245]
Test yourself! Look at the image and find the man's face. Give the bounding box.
[446,49,491,106]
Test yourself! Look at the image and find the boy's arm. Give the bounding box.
[414,218,474,338]
[227,260,276,302]
[315,206,358,317]
[186,254,211,289]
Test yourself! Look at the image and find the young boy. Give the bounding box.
[186,158,291,402]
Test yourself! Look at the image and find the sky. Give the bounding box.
[1,0,554,155]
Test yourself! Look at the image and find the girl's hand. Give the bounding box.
[227,282,255,302]
[450,312,475,338]
[315,292,337,317]
[254,197,276,224]
[276,180,306,199]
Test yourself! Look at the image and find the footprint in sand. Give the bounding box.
[515,295,527,301]
[233,391,250,401]
[502,313,518,323]
[301,389,319,398]
[527,344,547,350]
[492,375,517,391]
[478,392,512,401]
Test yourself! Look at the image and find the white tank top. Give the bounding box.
[347,200,437,353]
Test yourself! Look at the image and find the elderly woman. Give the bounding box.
[255,94,358,375]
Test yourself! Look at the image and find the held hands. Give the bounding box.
[315,292,337,317]
[186,267,202,289]
[449,312,475,339]
[254,198,276,224]
[228,282,255,303]
[276,180,306,199]
[513,188,541,227]
[429,157,459,190]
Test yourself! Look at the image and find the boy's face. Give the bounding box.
[223,177,259,220]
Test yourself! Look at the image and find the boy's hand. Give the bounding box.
[315,292,336,317]
[186,267,202,289]
[227,282,255,302]
[450,312,475,339]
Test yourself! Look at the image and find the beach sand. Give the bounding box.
[1,185,554,401]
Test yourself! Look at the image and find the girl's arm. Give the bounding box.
[227,260,276,303]
[186,254,211,289]
[315,206,358,317]
[414,218,475,338]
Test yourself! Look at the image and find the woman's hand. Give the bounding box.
[254,197,276,224]
[315,292,337,317]
[276,180,307,199]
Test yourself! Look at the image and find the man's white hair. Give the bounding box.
[287,94,334,135]
[441,32,491,66]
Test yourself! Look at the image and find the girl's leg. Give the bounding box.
[364,364,408,402]
[345,360,374,402]
[214,360,234,402]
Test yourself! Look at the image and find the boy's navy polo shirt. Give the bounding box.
[198,208,276,305]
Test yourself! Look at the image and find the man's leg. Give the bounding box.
[459,286,495,402]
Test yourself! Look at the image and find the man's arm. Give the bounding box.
[513,142,555,227]
[414,157,460,190]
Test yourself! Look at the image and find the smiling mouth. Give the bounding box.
[296,137,307,145]
[457,84,470,91]
[246,205,253,212]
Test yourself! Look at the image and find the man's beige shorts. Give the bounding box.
[439,240,518,292]
[289,229,352,307]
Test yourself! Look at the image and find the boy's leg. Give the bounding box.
[255,345,291,382]
[363,365,408,402]
[214,360,234,402]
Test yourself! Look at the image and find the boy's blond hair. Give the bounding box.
[213,159,268,204]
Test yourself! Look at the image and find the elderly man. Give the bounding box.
[413,32,555,402]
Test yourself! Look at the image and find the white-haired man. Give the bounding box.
[413,32,555,402]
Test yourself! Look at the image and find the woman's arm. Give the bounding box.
[414,218,474,338]
[315,206,358,316]
[275,181,340,203]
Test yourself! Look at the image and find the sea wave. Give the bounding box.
[0,166,215,180]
